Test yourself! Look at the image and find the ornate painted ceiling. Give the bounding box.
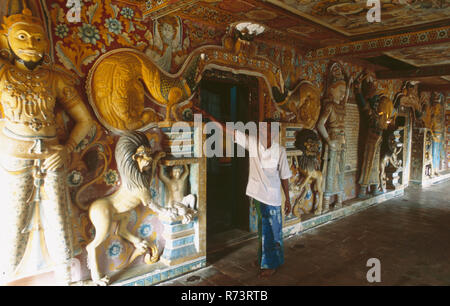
[116,0,350,50]
[3,0,447,87]
[267,0,450,37]
[135,0,450,87]
[175,0,349,50]
[104,1,450,54]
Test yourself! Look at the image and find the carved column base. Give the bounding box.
[334,193,343,209]
[160,215,199,266]
[323,196,331,213]
[358,186,369,199]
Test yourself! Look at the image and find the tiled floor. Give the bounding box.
[159,180,450,286]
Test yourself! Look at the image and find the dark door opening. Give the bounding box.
[200,79,251,252]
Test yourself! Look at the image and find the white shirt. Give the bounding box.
[235,129,292,206]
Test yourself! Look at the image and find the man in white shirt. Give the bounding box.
[194,107,291,278]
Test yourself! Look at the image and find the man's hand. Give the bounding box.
[281,178,291,216]
[284,198,291,216]
[192,105,229,133]
[191,105,213,120]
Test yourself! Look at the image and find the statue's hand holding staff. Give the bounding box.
[43,145,69,172]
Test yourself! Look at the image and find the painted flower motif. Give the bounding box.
[104,169,119,186]
[78,23,100,44]
[55,24,69,39]
[121,7,135,20]
[400,36,410,45]
[384,39,393,47]
[315,73,322,84]
[273,111,281,121]
[418,33,428,42]
[105,18,123,35]
[437,29,447,39]
[67,170,83,187]
[107,241,123,258]
[138,223,152,238]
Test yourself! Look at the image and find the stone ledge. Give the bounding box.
[113,256,207,286]
[283,187,406,238]
[410,171,450,188]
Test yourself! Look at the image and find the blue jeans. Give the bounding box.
[254,199,284,270]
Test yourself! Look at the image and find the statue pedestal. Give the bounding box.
[160,215,199,266]
[386,166,403,190]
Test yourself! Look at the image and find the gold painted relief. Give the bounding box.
[275,81,321,128]
[87,22,290,133]
[0,0,94,285]
[87,48,195,132]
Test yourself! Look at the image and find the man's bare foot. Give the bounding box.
[259,269,276,279]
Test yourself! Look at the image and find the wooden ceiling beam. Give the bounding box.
[419,83,450,91]
[305,25,450,60]
[376,64,450,80]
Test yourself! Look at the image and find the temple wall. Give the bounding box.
[3,0,445,285]
[41,0,403,283]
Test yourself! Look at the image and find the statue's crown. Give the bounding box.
[330,62,346,83]
[2,8,42,32]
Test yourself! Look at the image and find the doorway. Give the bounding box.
[200,79,252,252]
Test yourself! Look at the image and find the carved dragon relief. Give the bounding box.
[86,22,290,133]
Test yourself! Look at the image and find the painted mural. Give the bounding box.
[176,0,345,49]
[46,0,401,276]
[3,0,445,287]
